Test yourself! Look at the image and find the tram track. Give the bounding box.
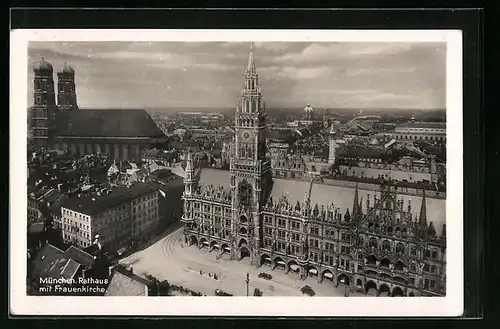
[159,228,314,296]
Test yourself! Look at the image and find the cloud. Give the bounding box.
[27,41,446,109]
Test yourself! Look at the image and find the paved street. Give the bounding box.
[120,227,348,297]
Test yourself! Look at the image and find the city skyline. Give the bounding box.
[28,41,446,110]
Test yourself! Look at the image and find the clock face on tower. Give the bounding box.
[242,131,250,140]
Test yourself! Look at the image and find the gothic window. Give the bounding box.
[396,242,405,254]
[238,181,252,207]
[59,83,64,92]
[34,79,41,90]
[382,240,391,252]
[369,237,377,248]
[35,96,42,106]
[240,215,247,223]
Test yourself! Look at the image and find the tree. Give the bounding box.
[158,280,171,296]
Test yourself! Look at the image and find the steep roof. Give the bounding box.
[64,245,96,269]
[62,182,161,215]
[31,244,88,280]
[105,270,149,296]
[53,109,164,138]
[196,168,446,236]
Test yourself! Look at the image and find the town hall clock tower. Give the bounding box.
[230,43,273,265]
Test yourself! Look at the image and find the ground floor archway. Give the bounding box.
[306,265,319,277]
[322,269,334,282]
[260,254,272,266]
[273,257,286,270]
[287,260,300,274]
[221,243,230,254]
[392,286,405,297]
[189,235,198,247]
[365,280,377,295]
[379,283,391,296]
[240,246,250,260]
[338,273,350,285]
[210,240,220,252]
[199,237,209,249]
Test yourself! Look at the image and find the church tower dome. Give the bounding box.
[31,57,56,145]
[59,62,75,74]
[57,62,78,110]
[303,103,314,121]
[33,57,53,73]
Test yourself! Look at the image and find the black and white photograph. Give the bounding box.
[10,29,463,316]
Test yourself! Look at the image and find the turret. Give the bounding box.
[418,189,428,238]
[57,62,78,110]
[183,150,197,196]
[31,57,57,144]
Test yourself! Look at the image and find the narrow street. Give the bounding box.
[120,227,348,297]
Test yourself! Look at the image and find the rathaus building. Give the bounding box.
[181,44,446,297]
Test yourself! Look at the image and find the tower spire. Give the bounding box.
[246,42,256,73]
[418,189,427,227]
[352,182,359,218]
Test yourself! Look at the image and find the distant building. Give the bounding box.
[60,182,160,251]
[181,43,446,297]
[389,122,446,142]
[28,58,165,161]
[345,115,381,131]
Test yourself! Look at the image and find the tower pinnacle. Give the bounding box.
[246,42,256,74]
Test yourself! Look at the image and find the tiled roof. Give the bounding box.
[64,245,96,269]
[196,169,445,235]
[104,270,149,296]
[31,244,65,279]
[62,182,161,215]
[31,244,88,280]
[53,109,164,138]
[338,148,383,158]
[199,168,231,187]
[404,122,446,129]
[60,259,82,279]
[271,179,445,236]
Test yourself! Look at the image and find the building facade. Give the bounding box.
[181,43,446,297]
[60,183,160,250]
[29,58,165,161]
[388,122,446,142]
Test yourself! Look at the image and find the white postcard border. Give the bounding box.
[10,29,463,316]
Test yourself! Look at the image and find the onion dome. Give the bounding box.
[59,62,75,74]
[304,103,314,113]
[33,57,53,72]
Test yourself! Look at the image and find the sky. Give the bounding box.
[27,41,446,110]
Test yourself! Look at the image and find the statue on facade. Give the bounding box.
[302,237,308,255]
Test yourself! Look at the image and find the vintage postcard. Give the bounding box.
[10,29,463,316]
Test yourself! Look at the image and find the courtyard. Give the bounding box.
[119,227,351,297]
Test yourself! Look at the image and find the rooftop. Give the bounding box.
[62,182,162,215]
[31,244,95,280]
[64,245,96,269]
[402,121,446,129]
[105,268,150,296]
[53,109,165,138]
[197,168,445,235]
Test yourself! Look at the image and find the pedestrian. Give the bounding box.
[209,273,212,278]
[200,270,203,275]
